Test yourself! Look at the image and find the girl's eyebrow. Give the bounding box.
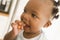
[32,10,39,15]
[24,7,39,16]
[32,10,40,18]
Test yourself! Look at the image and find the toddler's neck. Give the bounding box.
[23,31,42,39]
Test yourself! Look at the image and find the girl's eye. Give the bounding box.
[32,13,37,18]
[24,9,27,13]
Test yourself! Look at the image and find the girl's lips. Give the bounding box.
[22,21,30,27]
[23,22,30,27]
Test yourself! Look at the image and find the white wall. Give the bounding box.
[0,16,8,39]
[0,0,18,39]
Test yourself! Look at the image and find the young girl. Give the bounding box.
[4,0,60,40]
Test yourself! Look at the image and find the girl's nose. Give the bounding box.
[21,14,29,22]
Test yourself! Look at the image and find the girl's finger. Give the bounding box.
[11,23,18,29]
[15,20,20,24]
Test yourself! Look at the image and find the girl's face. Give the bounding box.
[21,0,54,33]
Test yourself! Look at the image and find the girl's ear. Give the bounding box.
[44,21,52,28]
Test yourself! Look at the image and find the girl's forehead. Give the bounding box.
[25,0,54,17]
[25,0,54,9]
[29,0,53,4]
[25,0,54,12]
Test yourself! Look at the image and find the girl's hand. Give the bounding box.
[11,20,25,36]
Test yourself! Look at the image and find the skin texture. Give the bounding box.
[4,0,54,40]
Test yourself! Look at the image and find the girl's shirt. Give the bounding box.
[15,30,47,40]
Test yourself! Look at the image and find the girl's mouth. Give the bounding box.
[22,21,31,32]
[22,20,31,28]
[24,24,31,28]
[23,24,31,32]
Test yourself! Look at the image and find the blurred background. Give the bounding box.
[0,0,60,40]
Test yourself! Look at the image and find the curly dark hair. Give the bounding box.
[52,0,60,19]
